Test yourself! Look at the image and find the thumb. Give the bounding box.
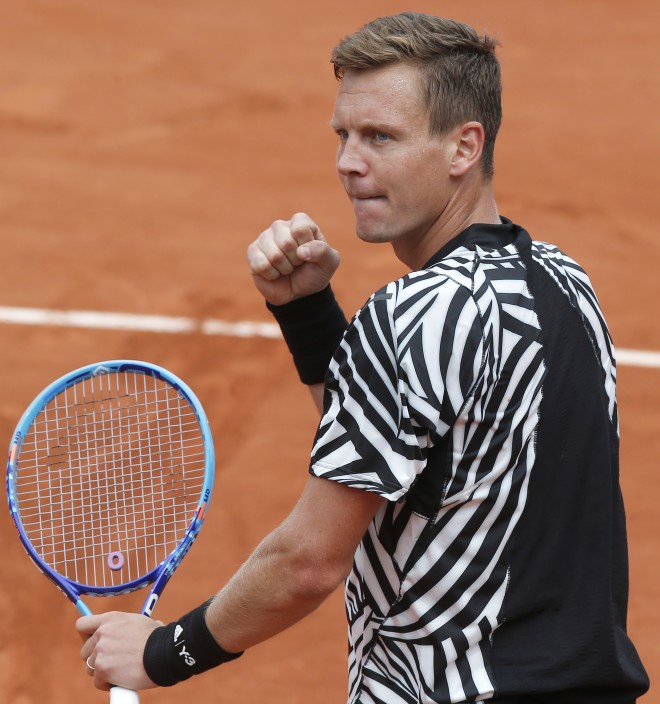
[297,239,340,273]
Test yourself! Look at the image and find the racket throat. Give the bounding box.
[143,592,159,617]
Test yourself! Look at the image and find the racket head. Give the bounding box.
[6,360,214,610]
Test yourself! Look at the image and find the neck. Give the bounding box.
[393,180,500,270]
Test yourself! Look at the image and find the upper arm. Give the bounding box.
[310,275,484,500]
[307,382,325,415]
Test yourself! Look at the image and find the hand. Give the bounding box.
[247,212,340,305]
[77,612,162,692]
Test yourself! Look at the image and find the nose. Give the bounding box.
[336,137,368,177]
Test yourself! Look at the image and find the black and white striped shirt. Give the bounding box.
[310,220,648,704]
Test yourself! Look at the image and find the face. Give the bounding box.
[331,62,456,265]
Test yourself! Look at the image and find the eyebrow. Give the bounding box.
[328,118,399,133]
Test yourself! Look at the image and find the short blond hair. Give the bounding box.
[332,13,502,178]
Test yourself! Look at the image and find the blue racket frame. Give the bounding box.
[6,360,215,617]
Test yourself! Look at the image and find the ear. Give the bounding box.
[449,122,485,177]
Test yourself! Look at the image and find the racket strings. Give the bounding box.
[14,370,206,591]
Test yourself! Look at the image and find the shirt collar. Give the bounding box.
[423,217,527,269]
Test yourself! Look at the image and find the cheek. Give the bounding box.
[398,158,448,208]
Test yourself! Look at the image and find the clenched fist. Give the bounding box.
[247,213,340,306]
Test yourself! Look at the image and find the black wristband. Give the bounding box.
[266,285,348,385]
[143,599,243,687]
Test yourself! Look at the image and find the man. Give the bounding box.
[78,13,649,703]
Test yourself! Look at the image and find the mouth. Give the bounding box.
[349,192,385,202]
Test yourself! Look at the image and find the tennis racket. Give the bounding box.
[6,360,215,704]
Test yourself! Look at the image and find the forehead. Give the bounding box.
[332,63,426,127]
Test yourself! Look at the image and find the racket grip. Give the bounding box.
[109,686,140,704]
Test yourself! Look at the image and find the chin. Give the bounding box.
[355,224,394,244]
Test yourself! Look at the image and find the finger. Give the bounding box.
[250,224,299,277]
[80,632,99,661]
[271,214,326,270]
[289,213,321,246]
[77,615,104,637]
[93,669,112,692]
[89,654,113,692]
[248,214,326,280]
[267,220,303,274]
[247,239,287,282]
[272,214,328,273]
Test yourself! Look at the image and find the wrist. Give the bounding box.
[267,285,348,385]
[143,599,243,687]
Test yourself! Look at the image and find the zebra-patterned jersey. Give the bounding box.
[309,220,648,704]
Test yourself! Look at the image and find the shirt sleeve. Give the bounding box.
[309,270,485,501]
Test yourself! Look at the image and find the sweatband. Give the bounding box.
[266,285,348,384]
[143,599,243,687]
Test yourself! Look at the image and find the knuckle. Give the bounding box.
[270,218,289,232]
[269,248,287,265]
[278,237,298,254]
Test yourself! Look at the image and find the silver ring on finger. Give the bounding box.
[86,656,95,671]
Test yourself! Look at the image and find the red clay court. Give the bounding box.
[0,2,657,702]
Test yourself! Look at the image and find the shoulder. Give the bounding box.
[530,240,589,274]
[346,257,484,357]
[528,240,598,300]
[363,249,479,317]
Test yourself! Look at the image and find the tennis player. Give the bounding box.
[78,12,649,703]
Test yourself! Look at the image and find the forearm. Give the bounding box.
[136,478,381,689]
[205,523,343,652]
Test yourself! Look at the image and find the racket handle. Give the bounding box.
[109,686,140,703]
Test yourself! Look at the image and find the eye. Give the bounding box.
[335,128,349,141]
[374,131,391,143]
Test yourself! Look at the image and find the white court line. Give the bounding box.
[0,305,280,339]
[0,305,659,368]
[615,349,660,369]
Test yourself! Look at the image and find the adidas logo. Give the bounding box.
[174,625,183,643]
